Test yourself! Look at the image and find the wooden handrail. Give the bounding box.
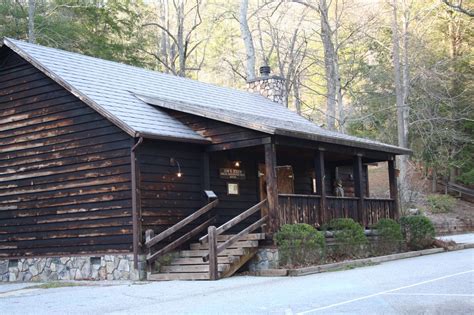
[203,216,268,262]
[278,194,321,198]
[146,199,219,248]
[147,217,215,263]
[199,199,267,244]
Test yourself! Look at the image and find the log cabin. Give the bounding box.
[0,38,410,281]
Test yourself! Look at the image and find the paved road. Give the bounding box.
[0,249,473,314]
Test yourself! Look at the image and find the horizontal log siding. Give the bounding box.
[0,48,133,258]
[209,151,260,230]
[165,110,267,144]
[137,141,205,240]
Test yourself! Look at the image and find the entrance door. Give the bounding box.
[258,164,295,201]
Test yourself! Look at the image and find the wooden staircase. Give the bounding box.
[148,233,265,281]
[145,198,268,281]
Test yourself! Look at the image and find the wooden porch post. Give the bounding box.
[353,155,366,227]
[388,159,399,220]
[314,150,326,225]
[264,143,279,234]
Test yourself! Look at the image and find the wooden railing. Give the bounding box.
[277,194,396,228]
[325,196,359,223]
[201,199,268,280]
[145,199,219,264]
[278,194,321,226]
[364,198,396,226]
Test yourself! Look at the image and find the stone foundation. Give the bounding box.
[0,254,146,282]
[248,247,280,272]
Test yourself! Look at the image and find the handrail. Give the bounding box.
[147,217,215,264]
[145,199,219,248]
[278,194,321,198]
[203,215,268,262]
[199,199,267,244]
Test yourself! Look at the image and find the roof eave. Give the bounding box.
[274,129,412,155]
[136,131,211,144]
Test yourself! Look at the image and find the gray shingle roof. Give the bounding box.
[3,38,410,154]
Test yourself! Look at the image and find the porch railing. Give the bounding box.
[278,194,321,227]
[278,194,396,228]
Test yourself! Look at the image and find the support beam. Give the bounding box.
[388,159,399,219]
[353,155,366,227]
[208,226,218,280]
[264,143,279,234]
[314,150,326,225]
[130,137,143,269]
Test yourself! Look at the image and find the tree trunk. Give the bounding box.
[239,0,256,81]
[28,0,36,44]
[176,1,185,77]
[391,0,408,206]
[319,0,337,131]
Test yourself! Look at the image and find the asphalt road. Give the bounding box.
[0,248,473,314]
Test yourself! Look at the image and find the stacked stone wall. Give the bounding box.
[0,254,146,282]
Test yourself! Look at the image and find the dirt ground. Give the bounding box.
[368,162,473,234]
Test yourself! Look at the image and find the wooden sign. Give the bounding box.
[219,168,245,180]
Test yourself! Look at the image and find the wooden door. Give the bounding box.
[258,164,295,201]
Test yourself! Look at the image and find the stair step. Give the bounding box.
[170,257,236,265]
[190,240,258,250]
[148,272,211,281]
[160,264,230,273]
[216,233,266,241]
[179,248,246,257]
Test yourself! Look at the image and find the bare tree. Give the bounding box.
[142,0,204,77]
[28,0,35,43]
[239,0,256,81]
[441,0,474,17]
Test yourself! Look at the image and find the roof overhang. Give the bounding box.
[135,93,412,156]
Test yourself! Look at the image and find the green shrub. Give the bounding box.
[374,219,403,254]
[400,216,435,250]
[326,218,368,258]
[427,194,456,213]
[275,224,326,266]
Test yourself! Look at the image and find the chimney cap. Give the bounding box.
[259,65,271,77]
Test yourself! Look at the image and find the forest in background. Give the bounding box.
[0,0,472,206]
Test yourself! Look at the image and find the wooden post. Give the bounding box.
[314,150,326,225]
[208,226,218,280]
[388,159,399,220]
[131,137,143,269]
[353,155,366,227]
[264,143,279,234]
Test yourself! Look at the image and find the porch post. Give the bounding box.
[314,150,326,225]
[264,143,279,234]
[388,159,399,220]
[353,154,366,227]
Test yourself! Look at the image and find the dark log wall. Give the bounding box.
[209,151,260,228]
[137,140,205,237]
[0,48,133,258]
[165,110,267,145]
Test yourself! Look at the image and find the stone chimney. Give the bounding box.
[247,66,287,106]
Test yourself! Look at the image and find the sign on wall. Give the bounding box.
[219,168,246,180]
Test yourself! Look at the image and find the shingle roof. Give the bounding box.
[3,38,410,154]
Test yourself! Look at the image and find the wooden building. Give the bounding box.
[0,38,410,281]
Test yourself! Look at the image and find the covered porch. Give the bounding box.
[206,135,400,234]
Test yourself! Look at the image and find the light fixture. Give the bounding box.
[234,161,241,168]
[170,158,182,178]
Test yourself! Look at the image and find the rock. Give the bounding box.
[23,272,32,282]
[106,261,115,272]
[0,260,8,274]
[29,265,39,276]
[74,269,82,280]
[60,257,69,264]
[117,259,130,273]
[8,272,16,282]
[50,263,57,272]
